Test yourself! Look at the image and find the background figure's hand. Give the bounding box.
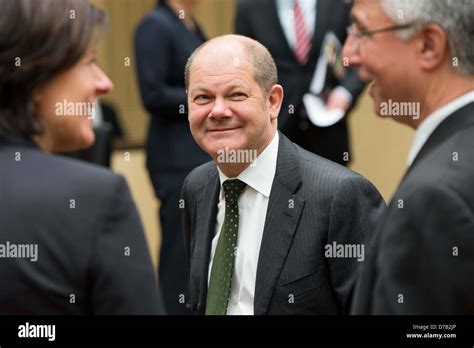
[325,88,351,112]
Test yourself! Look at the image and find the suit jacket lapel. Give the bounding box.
[254,133,306,315]
[193,166,220,314]
[405,102,474,177]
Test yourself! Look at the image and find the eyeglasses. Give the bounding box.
[346,22,415,52]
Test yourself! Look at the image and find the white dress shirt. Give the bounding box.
[407,91,474,166]
[208,132,279,315]
[276,0,317,50]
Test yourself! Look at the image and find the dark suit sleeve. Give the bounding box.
[373,184,474,314]
[134,15,187,117]
[181,174,192,263]
[89,175,164,314]
[181,173,194,314]
[327,175,386,313]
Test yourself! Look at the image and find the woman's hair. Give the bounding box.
[0,0,106,140]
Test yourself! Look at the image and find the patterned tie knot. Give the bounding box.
[223,179,246,202]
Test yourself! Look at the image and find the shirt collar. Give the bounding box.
[407,91,474,166]
[277,0,317,12]
[218,132,279,198]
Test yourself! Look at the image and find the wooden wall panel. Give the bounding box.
[194,0,236,37]
[348,92,414,201]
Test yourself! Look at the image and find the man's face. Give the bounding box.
[187,46,280,160]
[343,0,420,119]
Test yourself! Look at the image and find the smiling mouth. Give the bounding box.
[208,127,239,132]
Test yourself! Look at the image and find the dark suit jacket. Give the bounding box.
[236,0,366,164]
[182,133,385,315]
[134,2,210,174]
[0,137,164,314]
[352,102,474,314]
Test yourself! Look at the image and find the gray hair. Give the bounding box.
[184,35,278,97]
[380,0,474,75]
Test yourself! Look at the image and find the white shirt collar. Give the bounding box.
[276,0,317,20]
[217,132,279,198]
[407,91,474,166]
[276,0,317,49]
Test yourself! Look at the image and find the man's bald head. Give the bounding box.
[185,34,278,97]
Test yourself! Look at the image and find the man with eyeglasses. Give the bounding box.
[343,0,474,314]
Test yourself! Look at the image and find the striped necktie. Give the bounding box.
[293,0,312,65]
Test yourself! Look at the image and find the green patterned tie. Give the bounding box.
[205,179,247,315]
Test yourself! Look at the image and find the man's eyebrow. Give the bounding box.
[188,85,208,94]
[350,13,366,28]
[189,82,249,95]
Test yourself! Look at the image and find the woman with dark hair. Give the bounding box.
[0,0,163,314]
[135,0,210,314]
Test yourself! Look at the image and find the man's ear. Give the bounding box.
[267,84,284,120]
[417,23,449,72]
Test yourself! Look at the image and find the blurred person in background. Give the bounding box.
[236,0,366,166]
[0,0,164,314]
[135,0,210,314]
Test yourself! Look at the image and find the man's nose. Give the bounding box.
[209,98,232,119]
[94,65,114,96]
[342,36,361,67]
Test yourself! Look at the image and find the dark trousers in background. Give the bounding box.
[149,170,190,315]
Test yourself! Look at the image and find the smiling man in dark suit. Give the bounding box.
[181,34,385,315]
[236,0,366,165]
[343,0,474,314]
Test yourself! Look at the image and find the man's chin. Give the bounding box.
[204,142,241,157]
[368,84,384,117]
